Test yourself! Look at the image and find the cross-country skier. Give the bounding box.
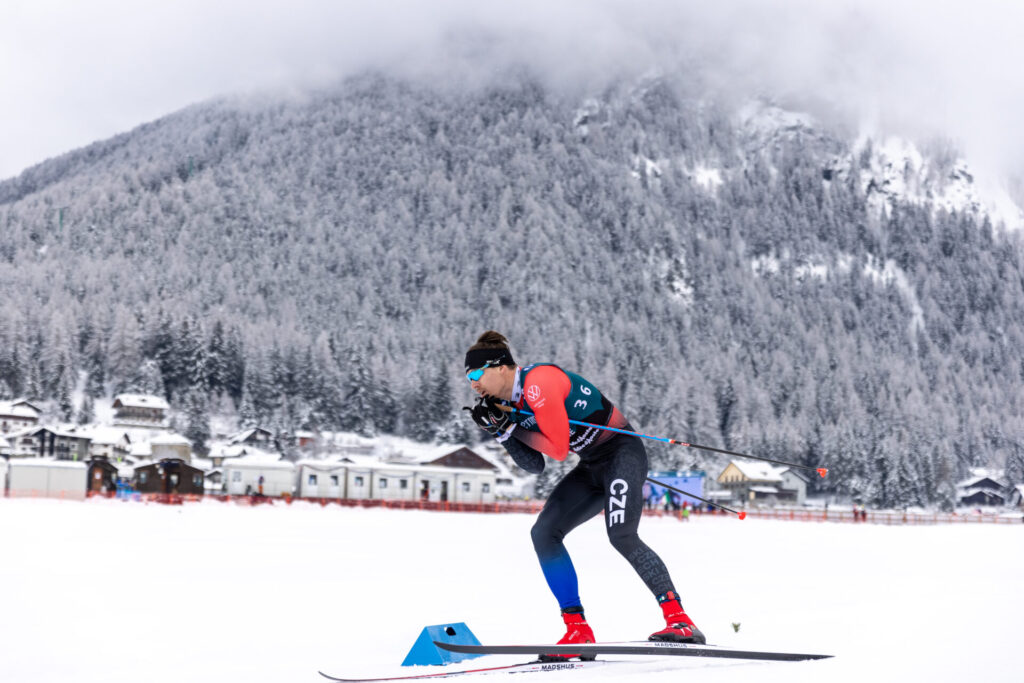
[464,330,705,655]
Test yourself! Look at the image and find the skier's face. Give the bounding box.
[468,365,513,400]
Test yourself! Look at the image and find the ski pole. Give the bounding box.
[499,405,827,478]
[472,401,750,518]
[647,476,746,520]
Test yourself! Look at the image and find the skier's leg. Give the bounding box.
[530,466,604,610]
[531,466,603,658]
[600,436,707,643]
[600,436,675,596]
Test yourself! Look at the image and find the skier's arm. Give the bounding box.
[500,437,545,474]
[465,396,544,472]
[514,365,571,461]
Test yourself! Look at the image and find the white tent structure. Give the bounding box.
[8,459,88,500]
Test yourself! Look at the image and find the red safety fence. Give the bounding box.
[3,490,1018,524]
[6,489,85,501]
[223,494,549,514]
[741,507,1024,525]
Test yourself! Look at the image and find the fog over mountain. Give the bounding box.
[3,0,1024,181]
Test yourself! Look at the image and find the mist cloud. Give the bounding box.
[2,0,1023,180]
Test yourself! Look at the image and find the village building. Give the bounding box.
[956,472,1008,507]
[125,439,153,464]
[4,426,92,461]
[203,467,224,494]
[6,428,40,457]
[208,443,247,468]
[421,446,497,470]
[296,446,499,504]
[779,468,810,504]
[0,399,41,434]
[294,430,317,449]
[717,460,807,505]
[87,457,120,494]
[221,449,296,497]
[208,442,278,468]
[134,458,205,495]
[227,427,275,448]
[149,433,192,463]
[67,426,132,462]
[296,459,348,498]
[111,394,170,430]
[1010,484,1024,509]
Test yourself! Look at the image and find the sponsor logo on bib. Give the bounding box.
[526,384,546,407]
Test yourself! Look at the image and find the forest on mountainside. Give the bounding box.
[2,74,1023,506]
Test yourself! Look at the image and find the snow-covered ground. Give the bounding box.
[0,497,1020,682]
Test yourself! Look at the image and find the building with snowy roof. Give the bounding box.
[202,466,224,494]
[134,458,205,495]
[87,457,120,494]
[0,399,41,434]
[4,426,92,461]
[717,460,808,505]
[227,427,275,448]
[127,439,153,461]
[293,430,317,449]
[778,468,810,504]
[1010,485,1024,509]
[111,394,170,430]
[421,446,497,471]
[5,398,42,411]
[208,443,255,467]
[296,459,348,498]
[149,433,192,463]
[64,426,132,462]
[956,473,1008,507]
[296,447,499,504]
[222,449,296,497]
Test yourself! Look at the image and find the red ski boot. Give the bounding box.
[649,591,706,644]
[539,608,597,662]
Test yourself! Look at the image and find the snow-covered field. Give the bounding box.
[1,497,1020,683]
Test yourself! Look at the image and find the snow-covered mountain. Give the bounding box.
[736,101,1024,232]
[1,73,1023,508]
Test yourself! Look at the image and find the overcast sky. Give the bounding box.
[2,0,1023,181]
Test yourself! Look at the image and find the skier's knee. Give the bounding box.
[607,529,640,558]
[531,519,561,552]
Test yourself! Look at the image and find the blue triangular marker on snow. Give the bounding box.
[401,623,484,666]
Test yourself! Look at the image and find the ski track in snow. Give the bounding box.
[0,497,1020,682]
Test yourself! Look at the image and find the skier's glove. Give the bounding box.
[465,397,515,443]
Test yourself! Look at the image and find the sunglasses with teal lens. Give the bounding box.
[466,359,501,382]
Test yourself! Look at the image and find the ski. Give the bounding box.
[318,658,611,681]
[434,640,832,662]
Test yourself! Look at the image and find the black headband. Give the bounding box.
[465,347,516,372]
